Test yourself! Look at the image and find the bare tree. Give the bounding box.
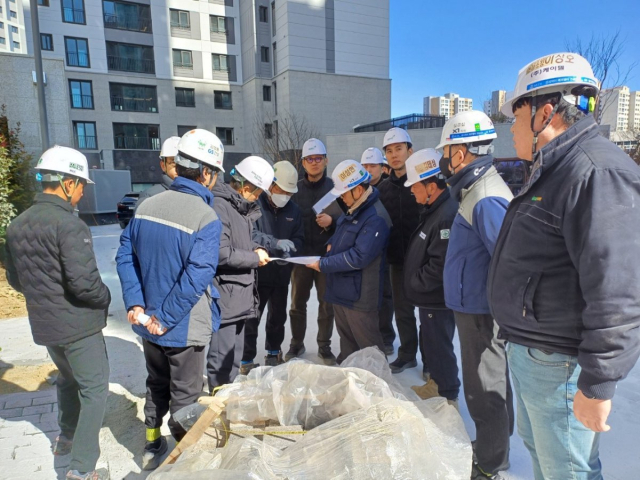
[253,110,320,172]
[566,31,637,123]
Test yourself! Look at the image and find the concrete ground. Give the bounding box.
[0,223,638,479]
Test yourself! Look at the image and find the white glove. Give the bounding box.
[276,239,296,253]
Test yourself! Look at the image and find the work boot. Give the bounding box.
[383,344,394,356]
[52,434,73,456]
[317,346,337,366]
[66,469,110,480]
[239,361,259,375]
[389,357,417,373]
[471,463,505,480]
[142,437,168,471]
[264,352,284,367]
[411,379,440,400]
[285,344,306,361]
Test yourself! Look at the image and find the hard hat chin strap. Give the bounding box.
[530,94,561,156]
[59,177,80,202]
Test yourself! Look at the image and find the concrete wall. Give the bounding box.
[325,123,517,172]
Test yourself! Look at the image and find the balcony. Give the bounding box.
[76,136,97,150]
[114,136,160,150]
[71,94,93,109]
[63,8,85,24]
[104,14,152,33]
[110,95,157,113]
[107,55,155,74]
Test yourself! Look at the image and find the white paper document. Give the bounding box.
[270,256,321,265]
[312,191,339,215]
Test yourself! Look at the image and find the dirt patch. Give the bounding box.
[0,363,57,395]
[0,266,28,320]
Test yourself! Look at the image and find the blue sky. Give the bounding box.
[389,0,640,117]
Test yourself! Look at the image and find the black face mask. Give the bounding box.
[336,197,349,213]
[439,155,453,179]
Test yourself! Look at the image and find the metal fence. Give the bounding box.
[104,14,152,33]
[354,114,446,133]
[110,95,158,113]
[107,55,155,74]
[113,136,160,150]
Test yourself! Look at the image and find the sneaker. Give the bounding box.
[285,344,306,361]
[52,434,73,456]
[264,352,284,367]
[239,361,259,375]
[66,469,109,480]
[317,346,337,366]
[411,379,440,400]
[383,344,394,356]
[142,437,168,471]
[389,358,417,373]
[471,463,505,480]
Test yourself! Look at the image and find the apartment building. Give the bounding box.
[423,92,473,120]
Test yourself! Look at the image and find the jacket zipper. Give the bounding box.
[522,276,532,317]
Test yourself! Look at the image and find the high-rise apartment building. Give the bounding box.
[5,0,390,189]
[628,90,640,131]
[600,86,631,132]
[423,92,473,120]
[490,90,506,117]
[0,0,28,54]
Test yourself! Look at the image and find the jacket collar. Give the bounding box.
[161,174,174,190]
[170,176,215,207]
[302,170,328,189]
[448,155,494,201]
[212,181,262,219]
[343,188,380,221]
[35,193,74,213]
[388,169,408,186]
[422,188,451,217]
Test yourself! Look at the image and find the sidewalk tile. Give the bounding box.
[23,404,52,416]
[31,396,57,407]
[3,397,33,409]
[0,407,24,418]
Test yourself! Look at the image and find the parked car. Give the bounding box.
[493,158,530,195]
[116,192,140,229]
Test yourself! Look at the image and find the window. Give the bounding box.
[38,0,50,5]
[263,85,271,102]
[65,37,89,67]
[40,34,53,51]
[113,123,160,150]
[10,11,17,19]
[209,15,226,34]
[103,1,152,33]
[175,88,195,108]
[69,80,93,109]
[110,83,158,112]
[170,9,190,29]
[177,125,197,137]
[13,41,19,49]
[62,0,85,24]
[272,42,277,75]
[273,81,277,114]
[271,2,276,36]
[10,26,18,33]
[264,123,273,139]
[172,49,193,68]
[259,6,268,23]
[0,37,5,45]
[212,54,229,72]
[260,46,269,63]
[216,127,234,146]
[106,41,155,74]
[0,22,3,29]
[73,121,97,149]
[214,91,232,110]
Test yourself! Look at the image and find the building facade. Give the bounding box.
[7,0,390,189]
[600,86,631,132]
[423,92,473,120]
[490,90,506,117]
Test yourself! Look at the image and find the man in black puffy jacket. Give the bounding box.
[402,149,460,405]
[5,146,111,480]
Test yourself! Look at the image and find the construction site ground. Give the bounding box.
[0,224,638,479]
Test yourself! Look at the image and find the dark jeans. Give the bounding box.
[389,264,419,362]
[142,340,205,441]
[207,320,245,390]
[243,283,289,362]
[334,305,385,364]
[289,264,334,349]
[379,263,396,346]
[47,331,110,473]
[454,312,514,474]
[418,308,460,400]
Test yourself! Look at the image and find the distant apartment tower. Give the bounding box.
[424,92,473,120]
[491,90,506,117]
[600,86,631,131]
[628,90,640,131]
[483,100,491,116]
[8,0,390,189]
[0,0,28,54]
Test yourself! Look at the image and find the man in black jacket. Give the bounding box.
[488,53,640,479]
[5,146,111,480]
[286,138,340,365]
[136,136,179,208]
[242,161,304,372]
[377,127,424,375]
[403,149,460,405]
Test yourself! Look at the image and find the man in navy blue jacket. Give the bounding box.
[307,160,391,363]
[438,111,514,480]
[116,129,223,470]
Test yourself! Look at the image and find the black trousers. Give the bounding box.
[379,263,396,347]
[207,320,245,391]
[454,312,514,474]
[243,283,289,362]
[418,308,460,400]
[47,331,109,473]
[142,339,205,441]
[389,264,420,362]
[334,305,385,364]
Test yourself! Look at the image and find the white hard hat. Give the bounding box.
[273,161,298,193]
[175,129,225,172]
[383,127,412,149]
[302,138,327,158]
[35,145,94,184]
[330,159,371,195]
[404,149,443,187]
[360,147,385,165]
[234,156,274,191]
[501,52,599,118]
[160,136,180,158]
[436,110,497,155]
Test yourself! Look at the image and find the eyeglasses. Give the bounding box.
[304,156,325,164]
